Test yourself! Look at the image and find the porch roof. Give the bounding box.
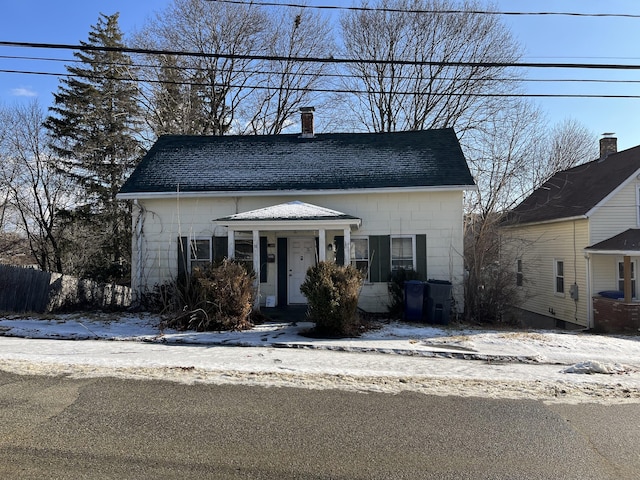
[585,228,640,255]
[214,201,361,230]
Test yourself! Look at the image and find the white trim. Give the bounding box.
[584,249,640,255]
[502,215,587,228]
[116,184,475,201]
[215,218,361,231]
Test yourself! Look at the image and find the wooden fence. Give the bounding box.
[0,264,131,313]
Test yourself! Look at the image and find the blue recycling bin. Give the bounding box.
[404,280,425,322]
[425,280,452,325]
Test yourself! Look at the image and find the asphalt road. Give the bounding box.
[0,372,638,479]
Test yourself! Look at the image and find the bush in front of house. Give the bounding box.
[162,258,256,331]
[387,268,424,319]
[300,261,364,337]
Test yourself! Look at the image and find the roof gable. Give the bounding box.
[505,144,640,226]
[119,128,474,196]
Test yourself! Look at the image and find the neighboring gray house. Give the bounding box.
[118,110,476,313]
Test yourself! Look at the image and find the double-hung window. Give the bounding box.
[351,237,370,281]
[516,259,523,287]
[617,259,636,298]
[391,236,415,271]
[189,238,212,272]
[554,259,564,295]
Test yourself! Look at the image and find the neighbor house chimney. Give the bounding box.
[300,106,315,138]
[600,133,617,160]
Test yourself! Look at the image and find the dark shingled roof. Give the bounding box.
[504,145,640,226]
[119,128,474,195]
[586,229,640,252]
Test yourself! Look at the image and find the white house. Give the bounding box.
[502,135,640,332]
[117,110,476,314]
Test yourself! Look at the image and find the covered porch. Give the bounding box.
[215,201,362,309]
[585,229,640,333]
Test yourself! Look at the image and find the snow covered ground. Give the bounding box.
[0,312,639,404]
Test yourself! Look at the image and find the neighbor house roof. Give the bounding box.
[504,145,640,226]
[118,128,475,198]
[585,229,640,254]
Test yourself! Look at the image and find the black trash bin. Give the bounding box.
[404,280,425,322]
[424,280,452,325]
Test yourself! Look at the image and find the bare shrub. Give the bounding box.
[161,259,256,331]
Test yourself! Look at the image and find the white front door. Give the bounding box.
[288,237,316,304]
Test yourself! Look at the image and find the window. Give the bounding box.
[617,260,636,298]
[516,259,523,287]
[351,237,369,280]
[189,238,212,272]
[554,259,564,294]
[391,236,415,271]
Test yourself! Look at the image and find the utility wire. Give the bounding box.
[4,54,640,84]
[206,0,640,18]
[2,68,639,99]
[2,40,640,70]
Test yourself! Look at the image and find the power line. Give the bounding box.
[206,0,640,18]
[4,53,640,85]
[2,68,640,99]
[2,40,640,70]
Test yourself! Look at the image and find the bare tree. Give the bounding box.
[0,101,75,272]
[531,118,599,190]
[241,8,334,135]
[134,0,270,136]
[339,0,522,134]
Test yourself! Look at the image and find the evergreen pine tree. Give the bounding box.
[45,12,142,281]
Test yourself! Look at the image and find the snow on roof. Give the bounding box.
[216,201,359,222]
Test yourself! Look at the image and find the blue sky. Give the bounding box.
[1,0,639,149]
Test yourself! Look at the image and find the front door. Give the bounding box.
[288,237,316,304]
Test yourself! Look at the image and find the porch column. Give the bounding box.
[318,229,326,262]
[227,229,235,259]
[343,227,351,266]
[624,255,632,302]
[253,230,260,310]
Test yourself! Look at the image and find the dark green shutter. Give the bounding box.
[213,236,228,263]
[369,235,391,282]
[334,236,344,265]
[260,236,268,283]
[416,234,427,279]
[178,236,188,279]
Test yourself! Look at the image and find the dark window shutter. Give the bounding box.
[260,236,268,283]
[334,236,344,265]
[369,235,390,282]
[213,236,228,263]
[416,234,427,279]
[178,236,189,279]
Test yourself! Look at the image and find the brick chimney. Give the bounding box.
[300,106,315,138]
[600,133,617,160]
